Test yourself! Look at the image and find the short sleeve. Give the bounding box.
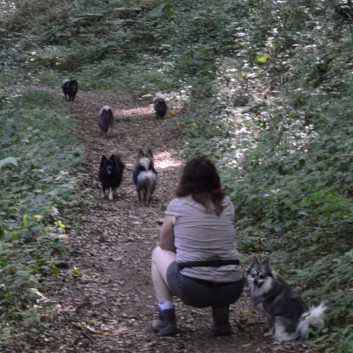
[165,198,183,217]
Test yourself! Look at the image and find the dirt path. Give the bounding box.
[34,90,320,353]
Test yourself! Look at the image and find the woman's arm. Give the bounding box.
[160,215,176,252]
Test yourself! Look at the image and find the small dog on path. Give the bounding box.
[61,79,78,102]
[133,148,157,205]
[153,93,168,119]
[98,105,114,138]
[98,153,125,200]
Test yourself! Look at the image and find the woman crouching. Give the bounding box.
[151,156,244,336]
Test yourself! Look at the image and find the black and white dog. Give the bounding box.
[247,257,327,341]
[153,93,168,119]
[61,79,78,102]
[98,154,125,200]
[98,105,114,138]
[132,148,157,205]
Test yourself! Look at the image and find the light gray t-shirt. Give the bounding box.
[165,195,243,282]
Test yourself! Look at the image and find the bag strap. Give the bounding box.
[178,259,240,270]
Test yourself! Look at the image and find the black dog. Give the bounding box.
[98,154,125,200]
[98,105,114,138]
[153,94,168,119]
[62,79,78,102]
[133,148,157,205]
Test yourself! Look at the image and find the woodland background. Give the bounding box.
[0,1,352,352]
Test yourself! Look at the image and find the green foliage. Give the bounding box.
[0,88,83,347]
[165,13,353,335]
[1,0,251,96]
[171,1,353,351]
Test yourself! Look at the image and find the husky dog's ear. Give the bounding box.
[146,148,153,159]
[248,256,259,271]
[137,149,145,159]
[262,258,273,275]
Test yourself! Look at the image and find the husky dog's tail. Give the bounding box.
[297,302,327,339]
[135,148,155,173]
[61,79,70,89]
[153,91,165,102]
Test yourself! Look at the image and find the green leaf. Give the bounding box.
[255,53,272,63]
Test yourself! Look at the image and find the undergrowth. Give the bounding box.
[1,0,353,351]
[0,54,84,348]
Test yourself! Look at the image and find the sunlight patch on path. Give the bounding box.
[115,106,152,118]
[155,150,183,170]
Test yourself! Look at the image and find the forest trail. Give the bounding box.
[34,90,321,353]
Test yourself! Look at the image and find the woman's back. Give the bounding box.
[166,195,242,282]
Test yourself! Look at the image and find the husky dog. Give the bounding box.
[98,154,125,200]
[61,79,78,102]
[98,106,114,138]
[153,93,168,119]
[132,148,157,205]
[247,257,327,341]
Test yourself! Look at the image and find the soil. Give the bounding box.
[31,90,322,353]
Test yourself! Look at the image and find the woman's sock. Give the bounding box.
[158,301,174,310]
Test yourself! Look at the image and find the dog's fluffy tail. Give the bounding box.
[138,157,152,172]
[61,79,70,88]
[153,92,165,102]
[297,302,327,339]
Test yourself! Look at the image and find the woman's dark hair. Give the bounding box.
[176,156,225,216]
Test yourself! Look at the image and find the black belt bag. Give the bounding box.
[178,259,240,271]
